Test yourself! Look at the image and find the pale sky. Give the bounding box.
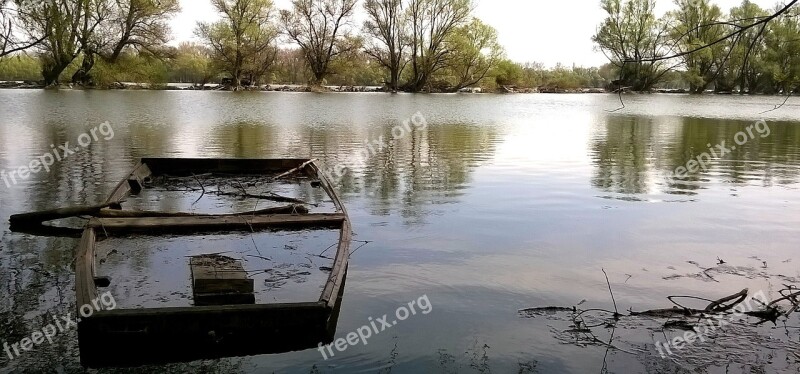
[172,0,782,67]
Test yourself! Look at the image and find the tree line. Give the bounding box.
[0,0,515,92]
[593,0,800,93]
[2,0,798,93]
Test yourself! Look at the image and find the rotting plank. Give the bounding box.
[190,255,255,306]
[88,213,346,234]
[309,161,352,308]
[141,158,311,176]
[106,161,152,204]
[96,204,308,218]
[75,228,98,312]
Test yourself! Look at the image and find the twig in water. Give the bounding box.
[192,173,206,206]
[318,242,337,257]
[602,269,620,318]
[245,254,272,261]
[350,240,373,257]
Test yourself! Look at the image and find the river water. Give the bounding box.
[0,90,799,373]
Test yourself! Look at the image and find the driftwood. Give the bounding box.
[10,202,122,227]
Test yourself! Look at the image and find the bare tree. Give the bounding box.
[363,0,406,92]
[280,0,358,86]
[0,0,47,57]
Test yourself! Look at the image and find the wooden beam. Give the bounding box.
[96,204,309,218]
[87,214,346,234]
[107,162,152,204]
[140,158,312,176]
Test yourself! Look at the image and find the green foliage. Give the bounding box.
[91,53,170,87]
[592,0,670,91]
[668,0,726,93]
[761,4,800,93]
[196,0,278,87]
[439,18,504,91]
[0,54,41,81]
[492,59,523,86]
[168,43,220,84]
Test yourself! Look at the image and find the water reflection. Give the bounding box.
[591,115,800,196]
[1,91,799,373]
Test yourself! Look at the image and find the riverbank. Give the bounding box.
[0,80,612,94]
[1,80,776,95]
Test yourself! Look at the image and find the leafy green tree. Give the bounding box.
[441,18,503,91]
[592,0,671,91]
[280,0,358,86]
[197,0,278,89]
[668,0,726,93]
[761,4,800,93]
[492,59,522,87]
[169,42,219,85]
[715,1,769,92]
[406,0,472,92]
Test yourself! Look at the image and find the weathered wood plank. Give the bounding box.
[141,158,311,176]
[127,162,153,194]
[9,202,121,226]
[190,255,255,306]
[309,161,352,308]
[75,228,98,311]
[96,204,308,218]
[107,161,152,204]
[88,213,346,233]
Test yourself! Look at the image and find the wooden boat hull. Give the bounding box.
[72,158,351,367]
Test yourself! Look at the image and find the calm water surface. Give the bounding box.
[1,91,799,373]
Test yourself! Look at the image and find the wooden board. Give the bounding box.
[87,213,346,234]
[141,158,312,176]
[190,255,255,306]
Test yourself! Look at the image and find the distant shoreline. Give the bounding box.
[2,81,789,95]
[0,80,608,94]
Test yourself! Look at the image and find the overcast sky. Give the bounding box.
[172,0,782,67]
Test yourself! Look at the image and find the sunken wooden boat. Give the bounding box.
[13,158,352,367]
